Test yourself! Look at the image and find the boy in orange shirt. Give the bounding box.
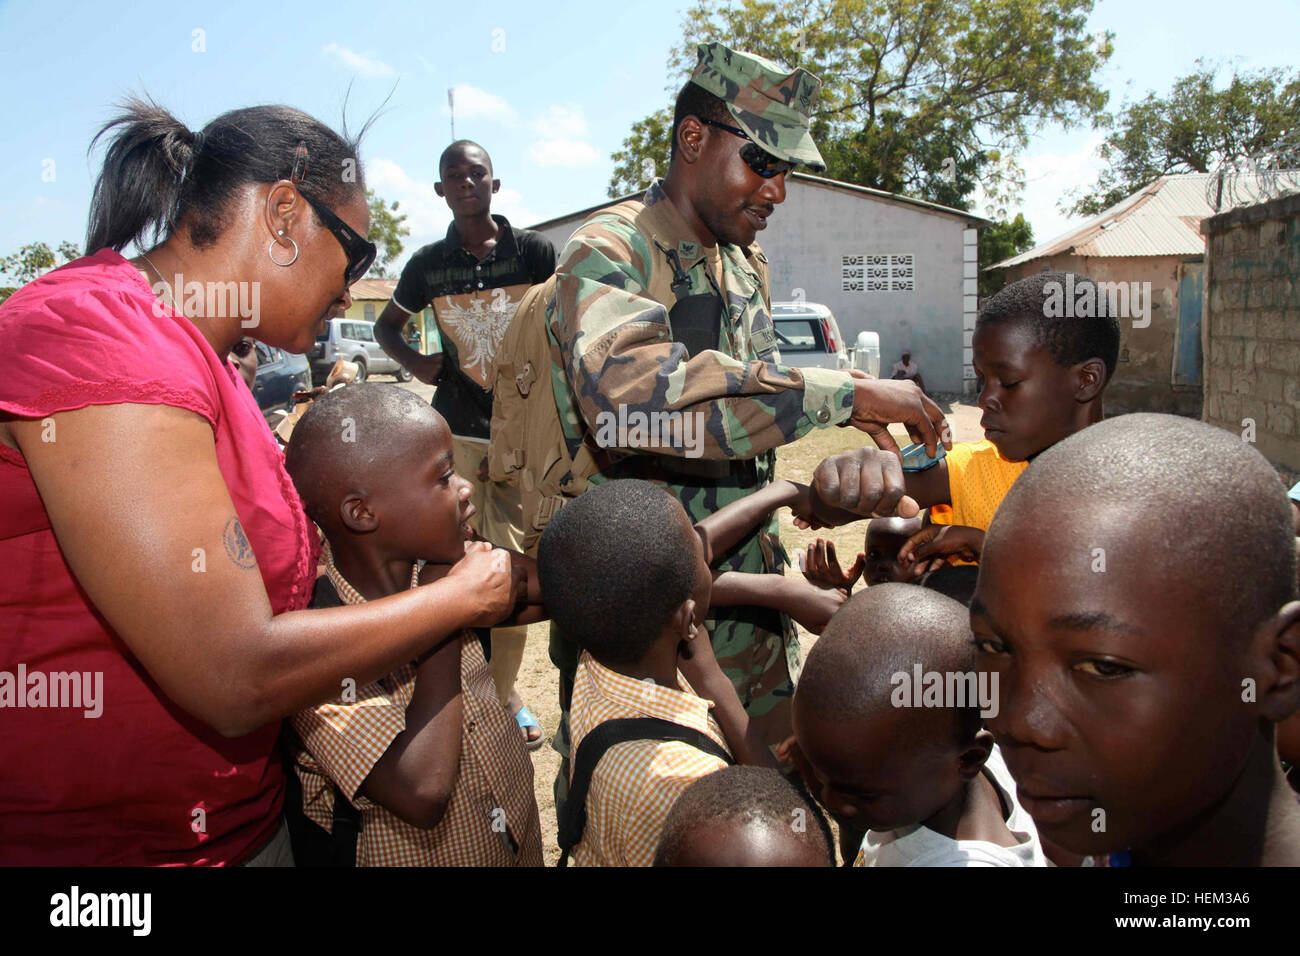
[804,271,1120,564]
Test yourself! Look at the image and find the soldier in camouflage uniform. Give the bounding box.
[547,41,948,813]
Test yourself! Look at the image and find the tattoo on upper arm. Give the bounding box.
[223,517,257,569]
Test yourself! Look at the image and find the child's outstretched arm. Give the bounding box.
[711,571,846,635]
[677,616,779,770]
[693,478,811,565]
[356,634,463,829]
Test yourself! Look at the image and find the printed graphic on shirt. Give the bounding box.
[433,283,531,388]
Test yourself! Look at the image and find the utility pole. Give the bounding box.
[448,87,455,140]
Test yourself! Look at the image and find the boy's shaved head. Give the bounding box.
[979,271,1121,381]
[990,413,1297,635]
[285,384,440,530]
[867,515,922,538]
[653,766,833,867]
[538,480,699,666]
[800,583,977,730]
[974,412,1300,862]
[794,584,990,831]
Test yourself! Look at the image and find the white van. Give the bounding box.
[308,318,411,385]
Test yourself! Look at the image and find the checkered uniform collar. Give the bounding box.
[579,651,717,737]
[322,540,420,604]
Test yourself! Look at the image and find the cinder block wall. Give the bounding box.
[1201,193,1300,476]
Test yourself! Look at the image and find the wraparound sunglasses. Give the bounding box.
[698,118,798,179]
[290,142,377,286]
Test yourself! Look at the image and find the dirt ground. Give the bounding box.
[398,378,983,864]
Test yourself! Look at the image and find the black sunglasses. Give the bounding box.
[300,190,377,286]
[231,338,255,358]
[699,118,797,179]
[289,142,377,286]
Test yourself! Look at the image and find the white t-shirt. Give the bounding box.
[853,746,1047,867]
[892,360,919,378]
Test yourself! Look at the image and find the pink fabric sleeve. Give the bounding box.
[1,259,220,426]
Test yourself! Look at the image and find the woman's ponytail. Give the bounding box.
[84,96,202,255]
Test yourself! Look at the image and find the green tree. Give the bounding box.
[1066,61,1300,216]
[608,0,1112,206]
[977,213,1033,297]
[0,240,81,304]
[365,190,410,278]
[608,109,673,198]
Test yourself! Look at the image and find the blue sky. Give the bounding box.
[1,0,1297,272]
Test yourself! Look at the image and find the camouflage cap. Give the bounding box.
[689,40,825,173]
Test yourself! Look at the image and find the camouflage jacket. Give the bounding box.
[547,180,854,470]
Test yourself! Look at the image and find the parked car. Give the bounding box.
[308,318,412,385]
[770,301,849,370]
[251,343,311,425]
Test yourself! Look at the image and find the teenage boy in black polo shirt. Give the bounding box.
[376,140,556,748]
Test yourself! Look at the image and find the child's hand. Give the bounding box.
[788,482,830,531]
[444,542,520,625]
[782,577,848,634]
[897,524,985,572]
[798,538,864,591]
[775,735,821,798]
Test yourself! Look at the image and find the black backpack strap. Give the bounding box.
[280,724,361,867]
[556,716,733,867]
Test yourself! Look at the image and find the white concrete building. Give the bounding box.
[529,172,989,395]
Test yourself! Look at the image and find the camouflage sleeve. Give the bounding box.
[552,220,855,460]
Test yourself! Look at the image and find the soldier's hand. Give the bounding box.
[810,447,920,521]
[847,372,950,458]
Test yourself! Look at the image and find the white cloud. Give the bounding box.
[321,43,395,78]
[443,85,518,125]
[526,139,600,167]
[531,104,589,139]
[365,157,448,255]
[984,130,1108,245]
[491,188,544,230]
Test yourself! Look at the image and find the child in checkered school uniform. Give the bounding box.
[538,478,831,866]
[282,385,545,866]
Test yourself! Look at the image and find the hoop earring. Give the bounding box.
[269,230,299,267]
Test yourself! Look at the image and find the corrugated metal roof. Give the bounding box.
[349,278,397,300]
[991,174,1216,268]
